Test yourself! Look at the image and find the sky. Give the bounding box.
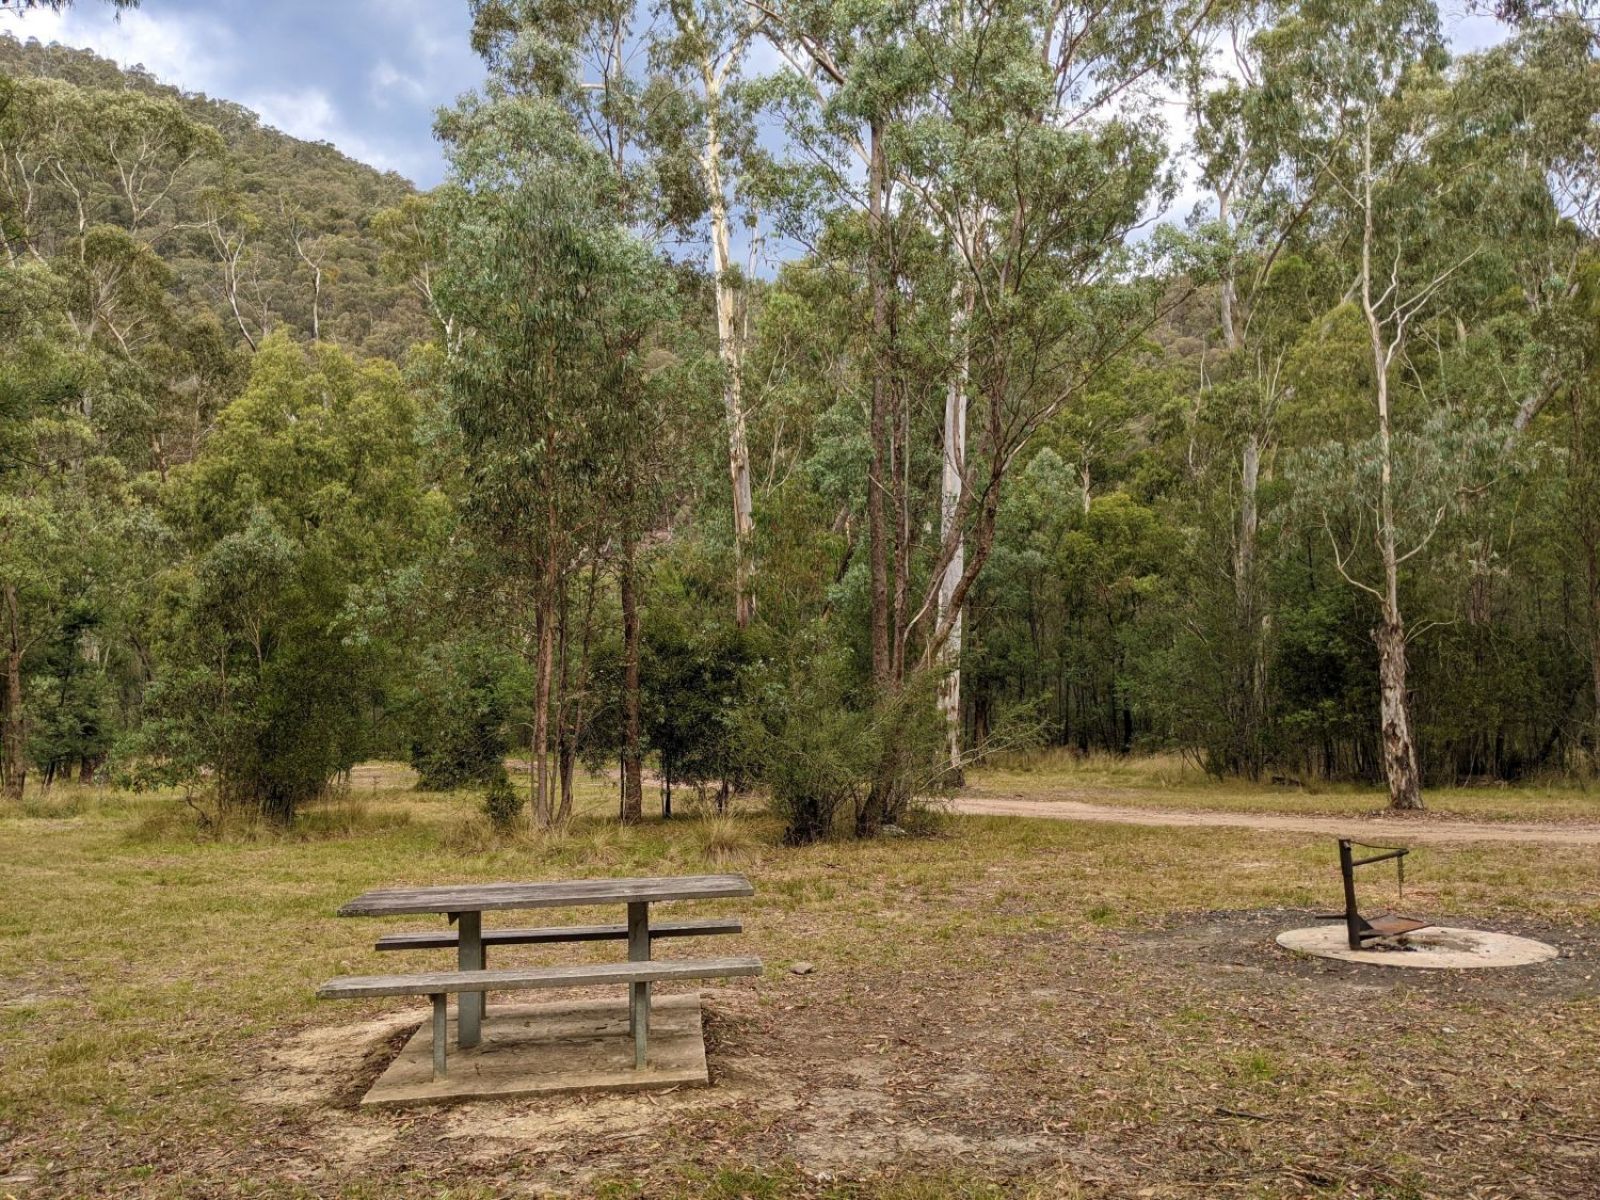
[0,0,1512,196]
[0,0,486,188]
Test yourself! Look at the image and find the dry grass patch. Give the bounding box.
[0,776,1596,1198]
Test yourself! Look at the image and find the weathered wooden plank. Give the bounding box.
[457,910,483,1048]
[374,918,743,952]
[431,994,448,1079]
[628,900,649,1067]
[316,956,763,1000]
[337,874,754,917]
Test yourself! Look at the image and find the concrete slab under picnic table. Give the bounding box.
[360,991,711,1106]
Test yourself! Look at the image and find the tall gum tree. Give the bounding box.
[759,0,1208,828]
[1462,9,1600,757]
[1273,0,1511,809]
[655,0,768,629]
[467,0,674,824]
[1180,2,1327,775]
[434,75,670,827]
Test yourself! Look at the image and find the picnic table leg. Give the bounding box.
[458,910,483,1049]
[627,900,649,1068]
[431,993,448,1079]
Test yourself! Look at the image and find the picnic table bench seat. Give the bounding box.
[373,916,742,953]
[318,955,762,1079]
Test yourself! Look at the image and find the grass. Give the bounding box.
[969,748,1600,822]
[0,766,1597,1198]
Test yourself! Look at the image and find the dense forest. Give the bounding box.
[1,0,1598,836]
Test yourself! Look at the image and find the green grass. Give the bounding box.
[0,770,1596,1197]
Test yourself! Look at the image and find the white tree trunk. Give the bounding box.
[703,66,756,629]
[1360,125,1423,812]
[937,276,972,781]
[1235,431,1259,610]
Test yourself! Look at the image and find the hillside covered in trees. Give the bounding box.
[2,1,1598,833]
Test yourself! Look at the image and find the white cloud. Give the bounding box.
[1,7,237,97]
[249,86,419,176]
[369,59,430,108]
[0,6,440,183]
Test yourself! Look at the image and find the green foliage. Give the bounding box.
[135,335,432,820]
[5,2,1600,816]
[745,635,880,843]
[0,35,431,359]
[481,770,524,830]
[408,638,529,791]
[641,561,757,808]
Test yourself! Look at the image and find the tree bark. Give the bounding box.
[531,581,556,829]
[1374,617,1422,809]
[1360,126,1423,812]
[1,583,24,802]
[703,64,757,629]
[936,274,972,784]
[555,581,574,824]
[1583,519,1600,759]
[619,534,643,824]
[531,494,560,828]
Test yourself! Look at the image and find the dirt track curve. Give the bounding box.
[951,793,1600,846]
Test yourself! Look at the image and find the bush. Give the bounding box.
[482,771,523,830]
[407,638,528,791]
[744,638,879,843]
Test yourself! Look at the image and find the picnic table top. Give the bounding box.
[337,873,755,917]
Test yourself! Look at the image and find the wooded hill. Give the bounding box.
[0,35,430,360]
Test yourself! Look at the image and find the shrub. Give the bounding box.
[482,771,523,830]
[407,638,528,791]
[743,639,878,843]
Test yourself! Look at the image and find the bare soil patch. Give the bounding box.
[1120,907,1600,1003]
[234,912,1600,1199]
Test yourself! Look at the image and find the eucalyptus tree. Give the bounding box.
[1177,0,1331,775]
[467,0,694,824]
[434,72,675,826]
[0,74,222,269]
[758,0,1206,821]
[1456,9,1600,753]
[651,0,771,630]
[141,334,433,822]
[0,263,81,798]
[372,194,451,342]
[0,73,227,798]
[1268,0,1522,809]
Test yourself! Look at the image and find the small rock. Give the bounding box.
[789,961,815,976]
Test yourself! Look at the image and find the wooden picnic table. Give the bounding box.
[337,874,755,1052]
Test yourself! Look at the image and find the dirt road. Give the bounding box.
[951,792,1600,846]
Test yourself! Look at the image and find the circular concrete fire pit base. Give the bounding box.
[1276,924,1559,969]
